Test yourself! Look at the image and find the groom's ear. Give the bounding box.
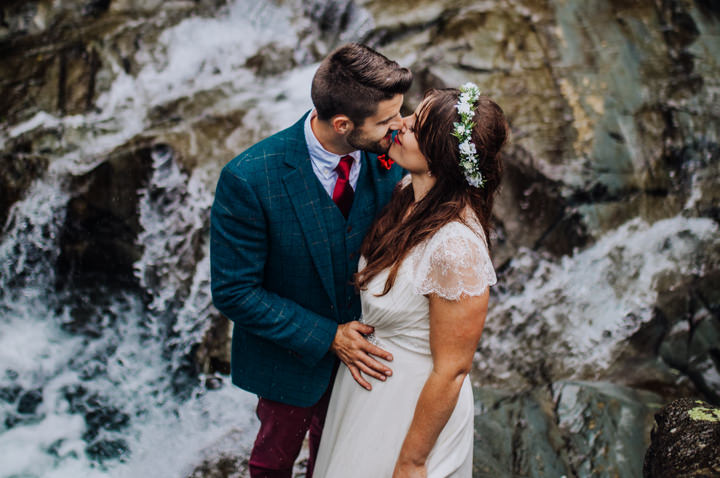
[331,115,354,134]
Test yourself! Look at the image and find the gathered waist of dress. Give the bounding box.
[366,331,431,357]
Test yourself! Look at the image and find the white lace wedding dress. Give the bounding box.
[313,210,497,478]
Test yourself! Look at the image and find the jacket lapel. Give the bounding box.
[346,151,377,255]
[282,114,338,312]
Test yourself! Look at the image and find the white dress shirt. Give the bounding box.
[304,110,361,197]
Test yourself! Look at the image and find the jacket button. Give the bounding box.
[347,226,352,233]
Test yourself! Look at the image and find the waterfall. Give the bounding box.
[1,0,718,476]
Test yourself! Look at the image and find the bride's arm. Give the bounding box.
[392,290,489,477]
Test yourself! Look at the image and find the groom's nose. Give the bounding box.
[388,113,403,131]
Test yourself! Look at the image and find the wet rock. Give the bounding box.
[185,429,251,478]
[0,40,101,122]
[643,398,720,477]
[472,386,571,477]
[0,384,23,403]
[0,149,49,228]
[186,454,247,478]
[195,311,232,376]
[59,384,132,446]
[61,384,88,413]
[245,43,297,77]
[493,151,589,266]
[83,406,130,440]
[56,143,154,288]
[148,106,249,172]
[17,388,43,414]
[554,381,661,477]
[367,0,719,248]
[82,0,111,18]
[85,438,129,462]
[472,381,662,477]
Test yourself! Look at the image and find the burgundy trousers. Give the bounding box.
[248,382,333,478]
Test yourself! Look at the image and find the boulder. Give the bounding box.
[643,398,720,477]
[472,381,662,477]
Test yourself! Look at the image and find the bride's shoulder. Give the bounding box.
[399,174,412,189]
[432,209,486,245]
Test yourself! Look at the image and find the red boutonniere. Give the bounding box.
[377,154,394,170]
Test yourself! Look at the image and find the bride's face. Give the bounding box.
[388,99,430,174]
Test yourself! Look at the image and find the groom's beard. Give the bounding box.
[347,129,392,155]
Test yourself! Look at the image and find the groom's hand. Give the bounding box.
[330,321,393,391]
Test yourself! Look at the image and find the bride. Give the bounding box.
[313,84,509,478]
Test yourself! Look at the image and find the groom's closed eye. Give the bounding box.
[376,115,397,126]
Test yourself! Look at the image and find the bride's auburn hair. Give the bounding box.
[356,88,509,295]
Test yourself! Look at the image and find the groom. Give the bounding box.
[210,43,411,477]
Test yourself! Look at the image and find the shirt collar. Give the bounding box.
[304,110,361,179]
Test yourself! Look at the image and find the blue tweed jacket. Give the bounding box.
[210,112,403,407]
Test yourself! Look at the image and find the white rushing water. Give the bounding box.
[476,215,719,388]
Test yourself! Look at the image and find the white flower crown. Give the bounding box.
[452,82,484,188]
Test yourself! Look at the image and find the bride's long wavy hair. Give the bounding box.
[355,88,509,295]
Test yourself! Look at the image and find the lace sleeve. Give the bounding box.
[413,221,497,300]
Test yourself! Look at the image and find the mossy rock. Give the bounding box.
[643,398,720,477]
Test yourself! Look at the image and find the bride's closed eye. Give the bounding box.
[408,114,417,133]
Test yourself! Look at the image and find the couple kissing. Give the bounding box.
[210,42,508,478]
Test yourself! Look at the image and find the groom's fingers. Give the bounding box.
[347,364,372,390]
[356,359,389,382]
[352,322,375,335]
[365,342,394,363]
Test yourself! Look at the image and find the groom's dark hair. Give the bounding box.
[311,43,413,125]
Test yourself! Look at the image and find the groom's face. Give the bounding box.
[346,94,404,154]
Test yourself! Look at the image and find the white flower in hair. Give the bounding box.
[459,140,477,157]
[452,82,485,188]
[456,100,473,116]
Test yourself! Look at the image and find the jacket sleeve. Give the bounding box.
[210,165,338,367]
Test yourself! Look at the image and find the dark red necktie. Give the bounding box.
[332,155,354,219]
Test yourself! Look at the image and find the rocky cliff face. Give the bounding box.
[0,0,718,477]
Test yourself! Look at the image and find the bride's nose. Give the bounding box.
[399,115,412,133]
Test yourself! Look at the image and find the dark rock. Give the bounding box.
[0,151,49,227]
[0,40,100,122]
[186,453,247,478]
[17,388,43,414]
[643,398,720,477]
[655,268,720,403]
[57,43,102,115]
[245,43,297,77]
[472,381,662,477]
[56,143,154,288]
[61,384,88,413]
[195,311,231,376]
[493,150,590,265]
[83,406,130,440]
[472,387,571,477]
[205,376,224,390]
[85,438,129,462]
[553,381,662,477]
[0,385,22,403]
[82,0,111,18]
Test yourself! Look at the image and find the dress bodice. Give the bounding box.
[358,214,497,356]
